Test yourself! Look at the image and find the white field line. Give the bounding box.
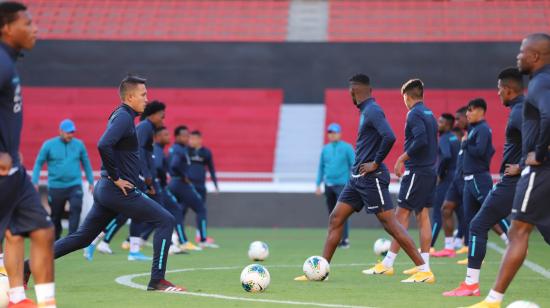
[487,242,550,279]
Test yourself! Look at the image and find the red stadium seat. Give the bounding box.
[27,0,290,42]
[21,87,283,173]
[329,1,550,42]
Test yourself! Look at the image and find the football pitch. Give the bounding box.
[27,227,550,308]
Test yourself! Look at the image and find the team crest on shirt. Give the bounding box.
[12,76,22,113]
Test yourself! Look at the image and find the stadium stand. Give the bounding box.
[22,87,283,173]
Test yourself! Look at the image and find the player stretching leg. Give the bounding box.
[467,33,550,308]
[364,79,438,282]
[24,76,183,292]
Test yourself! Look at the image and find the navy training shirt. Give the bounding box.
[500,95,524,174]
[352,98,396,174]
[462,120,495,174]
[437,131,460,179]
[168,142,191,179]
[523,65,550,164]
[153,143,168,187]
[188,147,218,188]
[136,119,155,185]
[0,42,23,167]
[404,102,438,169]
[97,104,140,185]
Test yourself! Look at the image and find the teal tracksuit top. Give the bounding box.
[31,137,94,188]
[316,140,355,186]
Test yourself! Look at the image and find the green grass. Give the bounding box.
[25,227,550,308]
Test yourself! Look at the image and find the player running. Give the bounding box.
[24,76,184,292]
[0,2,56,307]
[364,79,438,282]
[443,67,524,297]
[295,74,432,283]
[467,32,550,308]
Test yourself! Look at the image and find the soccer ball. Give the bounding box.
[373,238,391,256]
[248,241,269,261]
[0,274,9,308]
[302,256,330,281]
[506,301,540,308]
[240,264,270,293]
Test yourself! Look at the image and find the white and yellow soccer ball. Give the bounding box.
[0,273,9,308]
[240,264,270,293]
[506,301,540,308]
[373,238,391,256]
[303,256,330,281]
[248,241,269,261]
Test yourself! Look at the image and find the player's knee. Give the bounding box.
[328,212,344,228]
[160,211,176,228]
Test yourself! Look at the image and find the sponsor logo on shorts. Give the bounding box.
[511,209,517,213]
[367,206,379,210]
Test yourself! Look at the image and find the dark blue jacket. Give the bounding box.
[188,147,218,188]
[153,143,168,188]
[136,119,155,188]
[437,131,460,179]
[97,104,140,185]
[353,98,396,174]
[168,143,191,180]
[500,95,524,174]
[462,120,495,174]
[0,42,23,167]
[523,65,550,164]
[404,102,438,169]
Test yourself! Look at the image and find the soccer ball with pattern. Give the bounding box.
[373,238,391,256]
[506,301,540,308]
[302,256,330,281]
[248,241,269,261]
[240,264,270,293]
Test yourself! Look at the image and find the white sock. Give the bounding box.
[465,267,480,285]
[0,253,4,267]
[444,237,454,250]
[8,286,26,304]
[453,237,463,249]
[91,232,105,246]
[417,263,430,273]
[129,237,141,253]
[421,252,430,270]
[382,251,397,268]
[35,283,56,308]
[485,289,504,303]
[500,233,509,245]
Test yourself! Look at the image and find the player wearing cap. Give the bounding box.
[31,119,94,240]
[315,122,355,248]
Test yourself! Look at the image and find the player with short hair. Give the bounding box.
[25,75,184,292]
[364,79,438,282]
[444,67,524,298]
[0,2,56,306]
[467,32,550,308]
[430,113,460,251]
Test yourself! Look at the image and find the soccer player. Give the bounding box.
[25,76,184,292]
[467,33,550,308]
[315,123,355,248]
[433,107,470,257]
[154,126,197,252]
[458,98,497,265]
[364,79,438,281]
[31,119,94,240]
[0,2,56,307]
[443,68,524,297]
[295,74,432,283]
[168,126,216,248]
[188,130,219,245]
[430,113,460,251]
